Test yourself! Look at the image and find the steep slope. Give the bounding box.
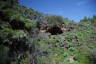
[0,0,96,64]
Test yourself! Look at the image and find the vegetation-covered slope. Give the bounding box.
[0,0,96,64]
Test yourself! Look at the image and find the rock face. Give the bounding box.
[47,25,63,35]
[37,22,67,35]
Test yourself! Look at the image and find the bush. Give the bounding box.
[24,19,37,30]
[47,15,64,26]
[20,58,29,64]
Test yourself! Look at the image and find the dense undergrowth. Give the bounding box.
[0,0,96,64]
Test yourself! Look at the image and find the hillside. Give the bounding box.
[0,0,96,64]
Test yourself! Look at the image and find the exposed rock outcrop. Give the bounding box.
[37,22,68,35]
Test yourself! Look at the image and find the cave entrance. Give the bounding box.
[47,26,63,35]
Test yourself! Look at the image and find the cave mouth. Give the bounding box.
[47,26,63,35]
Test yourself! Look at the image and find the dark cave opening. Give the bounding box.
[47,26,63,35]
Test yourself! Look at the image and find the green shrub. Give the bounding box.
[0,45,9,57]
[0,28,27,39]
[47,15,64,26]
[24,19,37,30]
[0,45,10,64]
[20,58,29,64]
[37,56,51,64]
[12,30,27,38]
[75,54,90,64]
